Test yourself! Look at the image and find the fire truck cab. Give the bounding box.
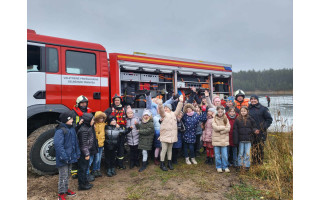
[27,29,232,175]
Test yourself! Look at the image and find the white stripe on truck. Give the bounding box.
[46,74,108,87]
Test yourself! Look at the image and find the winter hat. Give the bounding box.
[59,111,73,123]
[250,94,259,102]
[142,109,152,116]
[183,103,195,113]
[94,111,107,123]
[227,96,235,103]
[82,113,94,126]
[164,104,172,111]
[107,116,117,124]
[208,108,216,113]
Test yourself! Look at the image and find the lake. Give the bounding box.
[252,95,293,132]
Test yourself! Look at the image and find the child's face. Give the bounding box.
[110,120,117,126]
[217,109,224,117]
[98,117,104,123]
[187,108,193,113]
[240,108,248,116]
[226,101,233,107]
[207,111,214,116]
[164,107,171,113]
[177,113,183,120]
[66,118,73,125]
[143,114,150,121]
[229,110,236,116]
[195,106,200,112]
[214,99,221,106]
[127,111,134,119]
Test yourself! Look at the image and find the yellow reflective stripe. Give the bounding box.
[76,116,80,124]
[118,55,225,70]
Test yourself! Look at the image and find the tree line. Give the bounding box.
[232,68,293,91]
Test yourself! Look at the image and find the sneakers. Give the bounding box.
[58,193,66,200]
[185,157,192,165]
[217,168,223,173]
[224,168,230,173]
[190,158,198,165]
[66,189,76,196]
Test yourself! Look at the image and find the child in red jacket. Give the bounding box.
[226,107,238,167]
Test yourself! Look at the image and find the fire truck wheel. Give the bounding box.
[27,124,58,175]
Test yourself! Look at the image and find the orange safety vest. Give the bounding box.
[235,99,249,110]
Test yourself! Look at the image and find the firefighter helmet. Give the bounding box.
[234,89,245,99]
[76,95,89,107]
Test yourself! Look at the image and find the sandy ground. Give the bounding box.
[28,155,241,200]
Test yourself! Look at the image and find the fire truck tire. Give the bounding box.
[27,124,58,175]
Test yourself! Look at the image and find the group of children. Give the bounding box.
[54,90,262,200]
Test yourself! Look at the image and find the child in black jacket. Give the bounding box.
[104,116,132,177]
[77,113,98,190]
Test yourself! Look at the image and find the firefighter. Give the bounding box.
[234,89,249,110]
[104,94,128,169]
[71,95,93,179]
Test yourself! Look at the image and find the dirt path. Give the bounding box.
[28,156,241,200]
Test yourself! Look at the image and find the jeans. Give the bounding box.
[58,164,71,194]
[214,146,228,170]
[184,142,195,158]
[228,146,238,166]
[238,142,251,167]
[87,147,103,174]
[78,154,89,186]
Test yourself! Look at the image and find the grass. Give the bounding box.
[226,182,266,200]
[228,131,293,199]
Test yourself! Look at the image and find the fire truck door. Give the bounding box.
[61,47,101,111]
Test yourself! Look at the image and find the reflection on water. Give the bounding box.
[254,95,293,132]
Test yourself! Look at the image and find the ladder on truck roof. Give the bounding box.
[133,52,232,68]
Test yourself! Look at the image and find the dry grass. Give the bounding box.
[244,131,293,199]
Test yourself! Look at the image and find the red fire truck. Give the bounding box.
[27,29,233,175]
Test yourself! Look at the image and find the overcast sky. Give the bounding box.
[27,0,292,72]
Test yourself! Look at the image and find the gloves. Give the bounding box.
[201,105,207,112]
[173,94,180,100]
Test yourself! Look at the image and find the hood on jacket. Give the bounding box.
[94,111,107,123]
[183,103,195,113]
[82,113,94,126]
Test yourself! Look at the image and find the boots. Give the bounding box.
[130,159,135,169]
[134,159,140,167]
[139,161,147,172]
[117,159,126,170]
[78,183,93,190]
[208,157,214,165]
[205,157,209,164]
[106,168,113,177]
[111,168,116,175]
[154,157,160,165]
[160,161,168,171]
[167,160,174,170]
[87,174,95,182]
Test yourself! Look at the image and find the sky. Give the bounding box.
[27,0,292,72]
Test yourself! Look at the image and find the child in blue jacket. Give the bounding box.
[54,111,81,200]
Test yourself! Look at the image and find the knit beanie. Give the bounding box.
[227,96,235,103]
[142,109,152,116]
[208,108,216,113]
[250,94,259,102]
[164,104,172,111]
[82,113,94,126]
[59,111,73,124]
